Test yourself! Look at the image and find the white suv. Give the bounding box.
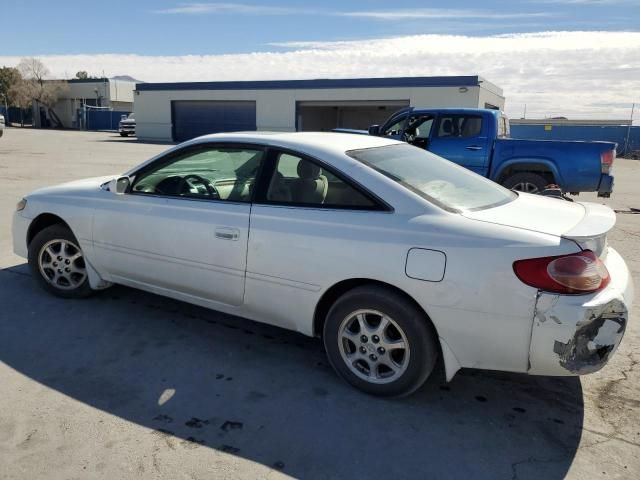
[0,113,5,137]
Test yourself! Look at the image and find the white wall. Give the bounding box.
[135,84,506,141]
[109,80,136,103]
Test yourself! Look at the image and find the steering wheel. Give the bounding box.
[178,174,219,198]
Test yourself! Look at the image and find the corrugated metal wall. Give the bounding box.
[171,100,257,142]
[510,124,640,155]
[86,110,131,131]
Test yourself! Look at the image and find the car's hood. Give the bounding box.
[462,192,616,253]
[28,175,116,197]
[120,119,136,125]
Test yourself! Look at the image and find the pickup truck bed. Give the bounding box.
[344,108,616,197]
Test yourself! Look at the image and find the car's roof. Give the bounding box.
[188,131,400,155]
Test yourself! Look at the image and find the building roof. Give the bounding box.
[136,75,494,92]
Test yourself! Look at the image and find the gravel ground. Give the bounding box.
[0,128,638,480]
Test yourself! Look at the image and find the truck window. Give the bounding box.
[383,117,406,136]
[436,115,482,138]
[407,115,434,139]
[498,116,510,138]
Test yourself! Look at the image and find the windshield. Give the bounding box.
[128,113,135,119]
[347,144,516,212]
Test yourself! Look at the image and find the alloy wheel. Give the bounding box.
[38,239,87,290]
[338,309,410,384]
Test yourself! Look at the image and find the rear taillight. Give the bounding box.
[601,149,615,174]
[513,250,610,294]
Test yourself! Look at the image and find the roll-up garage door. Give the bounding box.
[172,100,257,142]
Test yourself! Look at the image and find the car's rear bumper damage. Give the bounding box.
[528,247,633,376]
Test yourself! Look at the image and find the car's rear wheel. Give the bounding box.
[502,172,548,194]
[323,285,438,397]
[28,224,93,298]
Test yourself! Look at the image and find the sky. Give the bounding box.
[0,0,638,121]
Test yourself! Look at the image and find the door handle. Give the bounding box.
[215,227,240,241]
[465,145,483,151]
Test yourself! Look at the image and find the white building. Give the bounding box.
[134,75,504,142]
[34,78,136,129]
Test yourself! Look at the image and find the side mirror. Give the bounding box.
[108,176,130,195]
[368,125,381,136]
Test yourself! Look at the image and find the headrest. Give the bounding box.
[297,159,322,180]
[442,119,453,133]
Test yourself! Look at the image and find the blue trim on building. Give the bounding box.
[136,76,482,92]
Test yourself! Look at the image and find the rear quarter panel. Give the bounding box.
[491,139,615,191]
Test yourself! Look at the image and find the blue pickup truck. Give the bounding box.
[343,108,616,196]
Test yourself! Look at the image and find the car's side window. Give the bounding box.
[265,152,379,209]
[132,146,264,202]
[436,115,483,138]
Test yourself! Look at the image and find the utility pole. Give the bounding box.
[523,104,527,119]
[624,103,635,156]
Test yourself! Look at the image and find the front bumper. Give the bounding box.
[597,174,614,198]
[12,211,30,259]
[528,246,633,376]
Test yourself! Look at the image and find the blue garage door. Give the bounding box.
[172,100,257,142]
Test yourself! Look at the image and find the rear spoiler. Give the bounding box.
[562,203,616,241]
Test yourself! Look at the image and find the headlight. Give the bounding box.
[16,198,27,211]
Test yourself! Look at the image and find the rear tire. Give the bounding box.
[28,224,94,298]
[502,172,549,194]
[323,285,438,397]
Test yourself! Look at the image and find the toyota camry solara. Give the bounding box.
[12,132,634,396]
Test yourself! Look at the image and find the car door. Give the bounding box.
[92,143,265,306]
[244,149,390,332]
[427,113,490,175]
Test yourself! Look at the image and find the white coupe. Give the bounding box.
[12,132,633,396]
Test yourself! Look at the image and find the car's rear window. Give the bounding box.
[347,144,516,212]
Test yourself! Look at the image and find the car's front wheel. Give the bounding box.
[28,224,94,298]
[119,132,128,137]
[323,285,438,397]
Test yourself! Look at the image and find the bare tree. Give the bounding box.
[16,58,68,128]
[7,81,32,127]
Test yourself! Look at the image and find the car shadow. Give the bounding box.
[0,265,584,479]
[95,134,176,145]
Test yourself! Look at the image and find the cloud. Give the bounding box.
[155,3,311,15]
[1,31,637,121]
[156,3,550,20]
[340,10,551,20]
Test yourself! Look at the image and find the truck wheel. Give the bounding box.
[502,172,548,194]
[323,285,438,397]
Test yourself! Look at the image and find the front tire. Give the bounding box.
[323,285,438,397]
[119,132,128,137]
[28,224,94,298]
